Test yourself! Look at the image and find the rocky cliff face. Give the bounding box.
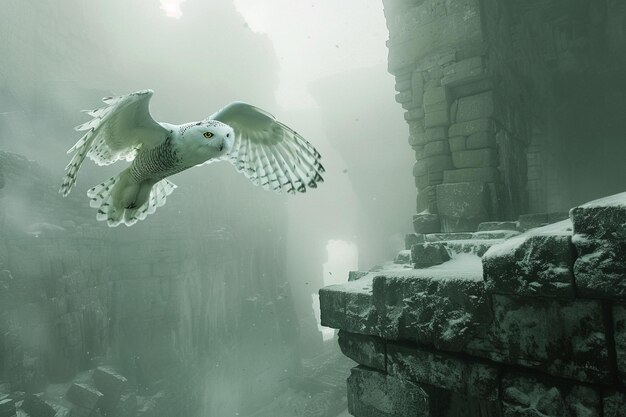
[0,151,300,416]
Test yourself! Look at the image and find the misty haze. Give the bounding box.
[1,1,626,417]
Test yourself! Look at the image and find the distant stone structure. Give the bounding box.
[384,0,626,233]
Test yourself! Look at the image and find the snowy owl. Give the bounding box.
[60,90,324,227]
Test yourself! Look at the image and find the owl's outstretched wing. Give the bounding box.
[60,90,170,196]
[209,102,324,194]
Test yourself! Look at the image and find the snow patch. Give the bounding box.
[576,191,626,208]
[484,219,573,259]
[375,254,483,282]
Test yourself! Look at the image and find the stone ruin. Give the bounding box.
[386,0,626,230]
[321,195,626,416]
[320,0,626,416]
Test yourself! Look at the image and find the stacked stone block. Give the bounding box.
[320,194,626,416]
[385,0,531,234]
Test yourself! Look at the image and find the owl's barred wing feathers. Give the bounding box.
[60,90,169,196]
[210,102,325,194]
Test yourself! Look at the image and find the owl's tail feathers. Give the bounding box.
[122,179,177,226]
[88,174,177,228]
[88,175,125,227]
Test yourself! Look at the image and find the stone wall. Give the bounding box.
[384,0,626,232]
[320,194,626,416]
[0,151,300,416]
[384,0,530,233]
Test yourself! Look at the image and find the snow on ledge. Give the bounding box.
[344,254,484,287]
[483,219,573,259]
[575,191,626,208]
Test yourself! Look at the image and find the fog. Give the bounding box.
[0,1,413,416]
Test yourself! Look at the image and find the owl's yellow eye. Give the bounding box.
[203,132,213,139]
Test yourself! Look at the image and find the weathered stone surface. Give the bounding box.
[425,171,444,186]
[417,187,439,214]
[614,305,626,384]
[441,56,485,86]
[405,233,425,250]
[423,87,448,114]
[467,295,611,383]
[483,223,575,298]
[349,271,369,282]
[445,240,499,257]
[424,109,450,128]
[411,69,424,97]
[425,232,475,242]
[427,232,500,244]
[386,0,482,70]
[448,118,495,137]
[604,390,626,417]
[466,131,496,149]
[572,237,626,300]
[347,366,429,417]
[448,136,466,152]
[409,133,424,147]
[320,258,490,352]
[436,182,492,232]
[424,127,447,143]
[413,160,426,177]
[452,149,497,169]
[517,213,549,231]
[443,167,499,183]
[571,192,626,240]
[474,230,520,239]
[395,78,410,92]
[413,213,440,234]
[319,285,347,329]
[387,343,499,400]
[426,154,453,174]
[502,373,600,417]
[373,262,491,351]
[478,221,518,232]
[66,383,103,410]
[393,250,411,264]
[21,394,56,417]
[405,107,425,121]
[411,243,450,268]
[93,367,127,414]
[455,91,495,122]
[345,283,379,336]
[338,331,386,371]
[424,140,450,157]
[395,90,413,104]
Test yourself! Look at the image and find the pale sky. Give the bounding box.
[160,0,390,109]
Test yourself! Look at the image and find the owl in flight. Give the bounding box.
[60,90,324,227]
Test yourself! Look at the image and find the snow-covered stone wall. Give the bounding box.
[320,193,626,416]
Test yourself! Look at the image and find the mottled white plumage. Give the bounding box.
[60,90,324,227]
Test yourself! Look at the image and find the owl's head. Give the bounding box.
[180,120,235,161]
